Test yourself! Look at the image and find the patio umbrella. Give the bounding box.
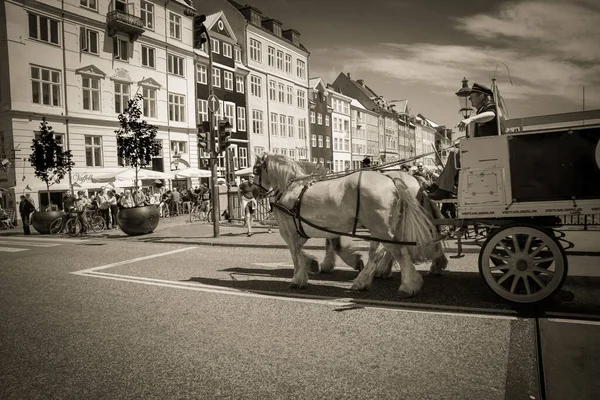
[92,168,172,183]
[170,168,212,179]
[234,167,254,176]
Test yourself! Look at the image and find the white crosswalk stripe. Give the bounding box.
[0,236,89,253]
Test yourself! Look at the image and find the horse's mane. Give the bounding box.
[263,154,309,190]
[296,160,328,176]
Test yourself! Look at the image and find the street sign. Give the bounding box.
[207,94,220,113]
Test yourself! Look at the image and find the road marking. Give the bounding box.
[71,247,197,274]
[0,246,28,252]
[0,236,89,243]
[0,240,61,248]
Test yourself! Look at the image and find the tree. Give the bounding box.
[115,93,162,188]
[29,118,75,202]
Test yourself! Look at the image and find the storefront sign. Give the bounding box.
[72,172,95,183]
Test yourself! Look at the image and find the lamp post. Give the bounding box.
[456,78,473,117]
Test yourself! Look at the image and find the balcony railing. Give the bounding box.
[107,9,145,41]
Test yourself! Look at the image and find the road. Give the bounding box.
[0,232,599,399]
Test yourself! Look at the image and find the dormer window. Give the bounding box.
[251,12,261,26]
[273,24,282,37]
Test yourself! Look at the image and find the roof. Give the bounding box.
[351,99,366,110]
[175,0,194,9]
[205,11,220,29]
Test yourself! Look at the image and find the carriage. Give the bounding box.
[438,120,600,304]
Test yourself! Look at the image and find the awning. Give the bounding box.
[170,168,212,179]
[92,168,172,183]
[234,167,254,176]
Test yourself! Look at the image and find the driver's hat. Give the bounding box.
[469,83,493,97]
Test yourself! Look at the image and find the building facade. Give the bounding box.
[193,11,250,174]
[327,85,352,172]
[229,2,310,162]
[308,78,332,169]
[0,0,199,209]
[350,99,368,170]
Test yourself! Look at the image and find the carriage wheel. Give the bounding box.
[478,225,568,304]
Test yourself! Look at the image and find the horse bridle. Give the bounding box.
[253,153,272,200]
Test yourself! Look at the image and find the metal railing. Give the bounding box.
[106,9,144,29]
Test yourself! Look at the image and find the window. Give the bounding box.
[281,148,287,157]
[224,103,235,128]
[279,115,286,136]
[82,76,100,111]
[197,65,207,84]
[198,99,208,122]
[272,148,279,155]
[297,90,305,109]
[276,50,283,70]
[212,68,221,87]
[235,75,244,93]
[237,107,246,131]
[318,135,323,147]
[285,54,292,74]
[85,136,102,167]
[325,115,330,126]
[310,111,316,124]
[298,119,306,139]
[270,113,278,136]
[113,37,128,61]
[235,48,242,62]
[296,60,306,79]
[211,38,219,54]
[31,66,60,106]
[289,149,295,159]
[239,147,248,168]
[171,141,187,154]
[140,1,154,30]
[311,134,317,147]
[80,27,98,54]
[168,54,185,76]
[114,82,130,113]
[28,13,59,45]
[267,46,275,67]
[168,93,185,122]
[252,110,263,134]
[250,75,261,97]
[169,13,181,39]
[268,80,276,101]
[223,71,233,91]
[142,87,157,118]
[80,0,97,10]
[223,43,232,58]
[326,136,331,148]
[288,116,294,137]
[278,83,285,103]
[141,46,155,68]
[317,113,323,125]
[249,38,261,62]
[286,86,293,105]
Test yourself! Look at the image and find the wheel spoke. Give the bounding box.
[489,265,509,271]
[512,235,521,253]
[499,241,514,257]
[510,275,520,294]
[528,272,546,289]
[533,256,555,265]
[523,235,533,254]
[497,270,515,285]
[523,276,532,295]
[530,244,548,257]
[533,266,554,276]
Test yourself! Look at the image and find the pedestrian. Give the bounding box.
[107,190,119,229]
[19,194,35,235]
[96,188,110,229]
[238,176,259,237]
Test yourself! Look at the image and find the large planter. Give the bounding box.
[117,205,160,236]
[31,210,65,234]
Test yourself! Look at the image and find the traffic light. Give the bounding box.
[197,121,210,151]
[218,120,232,153]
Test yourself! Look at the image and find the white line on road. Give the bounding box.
[0,236,89,243]
[0,240,61,248]
[0,247,28,252]
[71,247,197,274]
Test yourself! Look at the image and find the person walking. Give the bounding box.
[238,176,259,237]
[107,190,119,229]
[19,194,35,235]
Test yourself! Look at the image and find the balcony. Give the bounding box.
[107,10,145,41]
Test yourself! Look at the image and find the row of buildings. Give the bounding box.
[0,0,451,210]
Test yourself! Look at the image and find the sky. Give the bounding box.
[238,0,600,128]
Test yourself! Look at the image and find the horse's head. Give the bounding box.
[253,153,271,198]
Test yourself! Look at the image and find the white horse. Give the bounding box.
[253,153,441,298]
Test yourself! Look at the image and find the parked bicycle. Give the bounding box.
[50,209,105,236]
[189,202,213,223]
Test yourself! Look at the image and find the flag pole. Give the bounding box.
[492,78,501,136]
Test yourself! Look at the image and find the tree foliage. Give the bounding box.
[115,93,162,186]
[29,117,75,195]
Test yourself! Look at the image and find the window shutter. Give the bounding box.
[80,26,88,51]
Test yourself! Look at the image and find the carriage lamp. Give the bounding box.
[456,77,473,119]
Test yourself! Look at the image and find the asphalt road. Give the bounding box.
[1,237,599,399]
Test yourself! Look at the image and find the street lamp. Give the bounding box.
[455,77,473,120]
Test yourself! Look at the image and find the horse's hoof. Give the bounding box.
[350,281,369,291]
[354,256,364,272]
[289,281,306,289]
[319,263,334,273]
[397,290,414,299]
[308,259,320,274]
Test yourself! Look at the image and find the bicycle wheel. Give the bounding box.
[89,216,105,233]
[190,209,198,223]
[206,208,213,223]
[49,218,64,235]
[65,218,81,237]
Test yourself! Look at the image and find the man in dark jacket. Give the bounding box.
[19,195,35,235]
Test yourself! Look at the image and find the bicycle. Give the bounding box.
[189,202,212,223]
[50,209,105,236]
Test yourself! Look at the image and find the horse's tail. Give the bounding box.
[392,177,441,263]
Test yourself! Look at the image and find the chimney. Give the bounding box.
[357,79,364,86]
[347,72,350,78]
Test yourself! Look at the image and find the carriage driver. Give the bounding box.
[428,83,499,200]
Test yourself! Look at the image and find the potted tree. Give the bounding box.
[115,93,162,235]
[29,118,75,234]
